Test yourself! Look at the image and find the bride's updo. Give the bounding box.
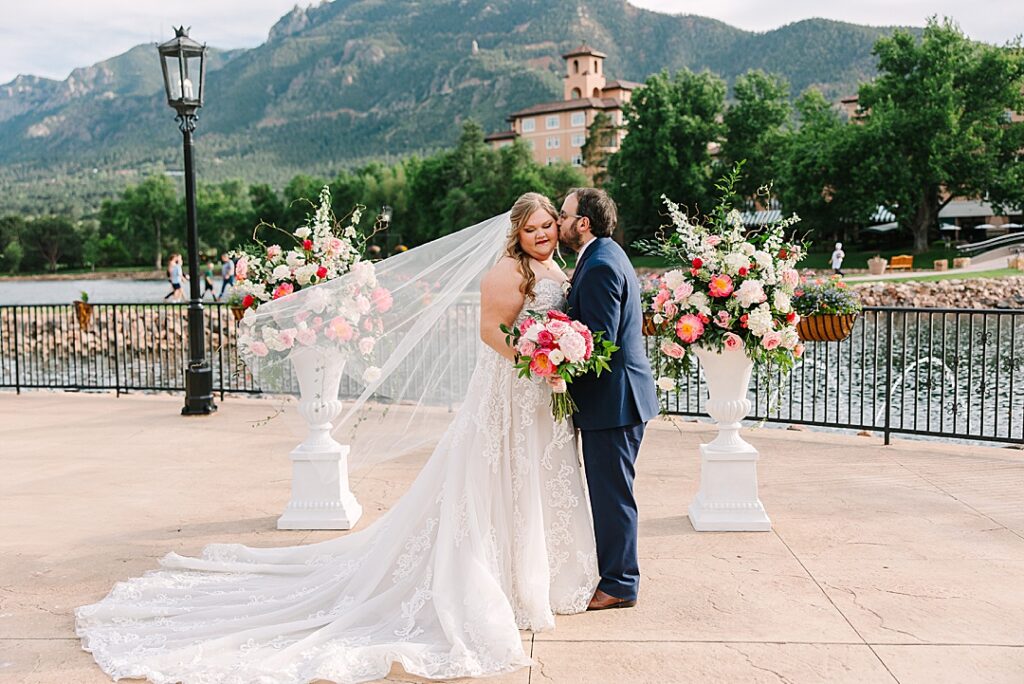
[506,192,558,299]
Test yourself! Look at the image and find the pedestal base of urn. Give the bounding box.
[277,444,363,530]
[687,442,771,532]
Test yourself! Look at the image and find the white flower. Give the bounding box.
[294,226,311,239]
[350,261,376,287]
[689,291,711,315]
[286,251,305,269]
[271,264,291,282]
[294,264,318,286]
[358,337,375,355]
[305,286,329,314]
[723,252,749,275]
[657,376,676,392]
[663,269,686,291]
[752,250,773,270]
[747,304,775,336]
[548,349,565,365]
[524,325,541,343]
[781,327,800,350]
[772,290,792,313]
[362,366,382,384]
[739,242,756,256]
[559,330,587,363]
[734,279,766,307]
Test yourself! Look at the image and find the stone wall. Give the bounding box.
[852,276,1024,309]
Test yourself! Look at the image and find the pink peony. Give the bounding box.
[371,287,393,313]
[723,332,743,351]
[325,317,354,342]
[672,282,694,301]
[517,339,537,356]
[708,273,734,298]
[660,341,685,359]
[570,320,588,333]
[296,328,317,346]
[675,314,705,344]
[249,341,269,357]
[530,351,556,377]
[761,330,783,350]
[272,282,294,300]
[277,329,296,349]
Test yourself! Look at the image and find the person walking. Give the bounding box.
[202,259,217,300]
[831,242,846,276]
[218,253,235,300]
[168,254,187,302]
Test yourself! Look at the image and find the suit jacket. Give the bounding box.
[567,237,660,430]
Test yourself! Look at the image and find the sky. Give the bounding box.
[1,1,1021,84]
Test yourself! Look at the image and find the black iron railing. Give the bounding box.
[1,303,1022,445]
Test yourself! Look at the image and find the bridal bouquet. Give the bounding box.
[635,167,806,394]
[501,310,618,422]
[231,186,392,378]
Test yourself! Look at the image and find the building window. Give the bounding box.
[570,112,585,127]
[573,59,579,74]
[571,154,583,167]
[521,118,535,132]
[547,157,558,166]
[593,87,600,98]
[546,115,560,130]
[571,87,581,99]
[546,136,560,149]
[594,60,599,73]
[571,133,585,147]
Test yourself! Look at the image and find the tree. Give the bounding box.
[99,175,180,268]
[581,111,617,187]
[24,216,82,272]
[607,69,727,247]
[854,18,1024,253]
[721,70,793,199]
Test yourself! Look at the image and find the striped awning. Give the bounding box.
[739,209,782,226]
[869,206,896,223]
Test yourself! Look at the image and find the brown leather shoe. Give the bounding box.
[587,589,637,611]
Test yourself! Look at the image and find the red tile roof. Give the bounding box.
[507,97,622,120]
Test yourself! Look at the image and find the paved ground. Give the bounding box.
[1,391,1023,683]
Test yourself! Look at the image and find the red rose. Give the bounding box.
[691,257,703,269]
[698,313,709,324]
[786,312,796,323]
[739,314,749,329]
[794,289,804,297]
[303,239,313,251]
[536,330,555,347]
[738,266,748,277]
[316,266,328,279]
[779,248,788,259]
[241,294,254,309]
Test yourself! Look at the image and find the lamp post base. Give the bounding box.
[182,364,217,416]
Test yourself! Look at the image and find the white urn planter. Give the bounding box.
[688,345,771,532]
[277,347,363,530]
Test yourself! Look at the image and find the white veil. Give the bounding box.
[237,212,512,469]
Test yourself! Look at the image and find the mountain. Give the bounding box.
[0,0,913,215]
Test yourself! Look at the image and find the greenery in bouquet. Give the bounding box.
[791,275,862,317]
[230,186,393,377]
[634,165,807,394]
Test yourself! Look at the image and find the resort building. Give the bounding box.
[484,44,640,173]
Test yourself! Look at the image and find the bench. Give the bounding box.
[889,254,913,271]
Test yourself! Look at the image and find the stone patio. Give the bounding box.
[1,391,1023,683]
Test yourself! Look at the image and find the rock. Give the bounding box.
[786,424,807,431]
[857,430,873,437]
[851,276,1024,309]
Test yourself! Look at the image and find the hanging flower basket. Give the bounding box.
[642,311,665,336]
[230,306,246,322]
[796,313,858,342]
[73,300,93,329]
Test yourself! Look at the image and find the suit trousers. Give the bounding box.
[580,421,646,601]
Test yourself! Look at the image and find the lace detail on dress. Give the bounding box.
[75,276,597,684]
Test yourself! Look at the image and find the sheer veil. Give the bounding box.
[238,212,512,469]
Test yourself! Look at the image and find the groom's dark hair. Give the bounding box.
[572,188,617,238]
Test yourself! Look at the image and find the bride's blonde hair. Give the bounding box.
[506,192,558,298]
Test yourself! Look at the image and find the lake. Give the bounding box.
[0,278,231,304]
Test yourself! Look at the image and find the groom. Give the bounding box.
[559,188,660,610]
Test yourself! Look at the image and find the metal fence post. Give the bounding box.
[884,309,894,445]
[13,307,21,395]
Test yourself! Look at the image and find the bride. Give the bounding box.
[76,192,600,683]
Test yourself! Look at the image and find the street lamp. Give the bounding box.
[158,26,216,416]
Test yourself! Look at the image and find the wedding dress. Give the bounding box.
[76,277,599,684]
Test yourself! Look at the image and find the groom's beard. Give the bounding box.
[559,227,583,253]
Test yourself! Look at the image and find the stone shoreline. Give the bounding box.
[851,276,1024,309]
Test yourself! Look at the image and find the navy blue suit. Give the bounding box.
[567,237,659,601]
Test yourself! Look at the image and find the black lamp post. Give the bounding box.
[158,26,216,416]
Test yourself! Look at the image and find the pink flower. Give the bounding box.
[714,310,732,328]
[708,273,734,298]
[277,329,296,349]
[781,268,800,288]
[547,310,571,323]
[660,341,685,359]
[761,330,783,350]
[272,282,294,300]
[663,302,678,318]
[325,317,354,342]
[294,310,310,324]
[536,330,555,347]
[675,314,705,344]
[371,287,393,313]
[234,256,248,281]
[520,317,538,333]
[517,339,537,356]
[266,245,282,260]
[705,235,722,247]
[296,328,317,346]
[672,282,694,301]
[723,332,743,351]
[249,341,268,357]
[358,337,375,355]
[530,351,556,377]
[653,289,671,312]
[355,296,372,315]
[570,320,588,334]
[549,376,568,393]
[794,343,805,358]
[363,318,374,332]
[547,319,570,337]
[327,238,344,255]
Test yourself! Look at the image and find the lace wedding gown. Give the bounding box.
[77,278,599,684]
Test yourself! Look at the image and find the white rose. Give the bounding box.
[294,264,318,286]
[286,251,306,269]
[663,269,686,291]
[723,252,749,275]
[548,349,565,365]
[271,264,291,282]
[362,367,382,384]
[294,226,311,239]
[781,328,800,350]
[656,376,676,392]
[753,250,773,270]
[740,242,756,256]
[524,325,541,343]
[772,291,792,313]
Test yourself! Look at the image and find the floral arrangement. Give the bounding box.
[501,310,618,422]
[231,186,392,382]
[791,275,862,317]
[635,168,806,394]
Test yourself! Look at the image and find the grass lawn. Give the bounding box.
[800,243,959,271]
[864,268,1022,283]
